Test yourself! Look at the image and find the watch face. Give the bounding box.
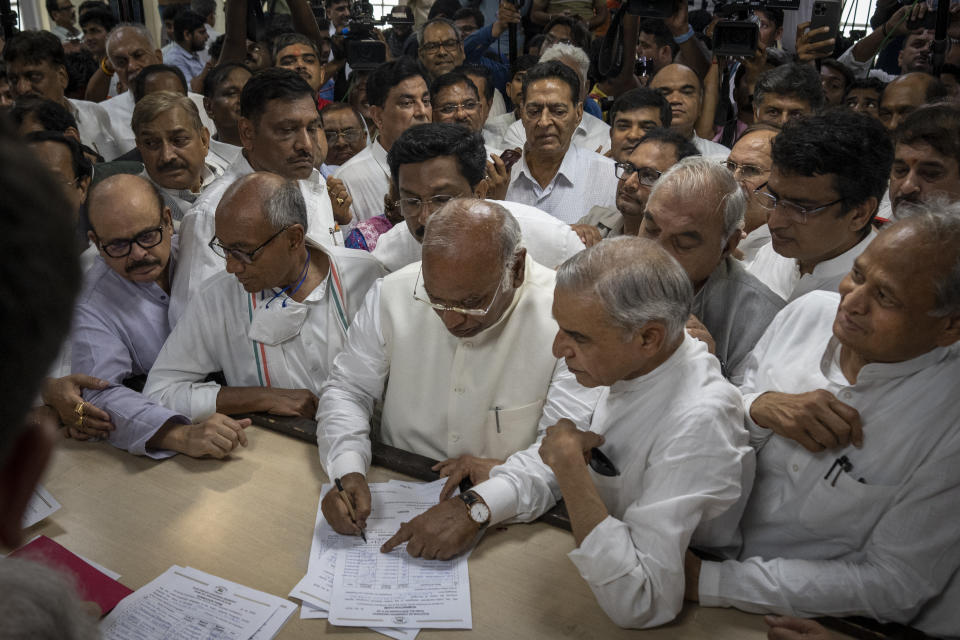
[469,502,490,524]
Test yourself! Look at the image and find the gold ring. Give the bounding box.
[77,413,84,429]
[74,401,85,417]
[336,197,345,205]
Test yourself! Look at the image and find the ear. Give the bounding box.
[64,126,82,143]
[87,229,99,248]
[510,248,527,288]
[200,125,211,153]
[287,223,306,249]
[77,174,91,205]
[575,101,583,122]
[237,116,254,150]
[203,96,214,119]
[636,320,667,354]
[936,314,960,348]
[56,63,69,94]
[720,228,741,260]
[474,178,489,199]
[317,66,326,89]
[161,206,174,228]
[0,412,57,548]
[154,49,163,62]
[846,196,877,233]
[369,104,384,132]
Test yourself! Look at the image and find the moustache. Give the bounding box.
[158,159,189,173]
[126,258,161,273]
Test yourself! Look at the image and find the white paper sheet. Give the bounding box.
[101,565,292,640]
[22,485,61,529]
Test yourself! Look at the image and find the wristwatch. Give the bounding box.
[459,491,491,528]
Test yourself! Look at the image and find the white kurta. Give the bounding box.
[170,152,339,325]
[317,255,599,480]
[371,200,584,272]
[499,111,612,154]
[747,228,877,302]
[144,243,385,420]
[691,133,730,159]
[471,334,752,628]
[699,291,960,639]
[67,98,123,161]
[100,90,217,157]
[333,140,390,225]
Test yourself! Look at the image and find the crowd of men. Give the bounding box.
[1,0,959,637]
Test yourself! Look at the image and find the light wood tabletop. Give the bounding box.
[17,424,795,639]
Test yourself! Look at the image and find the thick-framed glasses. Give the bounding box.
[98,224,165,258]
[720,159,768,180]
[412,265,504,317]
[208,226,289,264]
[435,99,480,116]
[324,127,363,143]
[753,182,845,224]
[420,38,460,54]
[544,33,573,46]
[398,194,460,219]
[615,162,661,187]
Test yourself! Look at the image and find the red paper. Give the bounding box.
[9,535,133,615]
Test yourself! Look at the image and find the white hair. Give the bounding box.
[416,17,461,45]
[106,22,157,57]
[0,558,100,640]
[422,198,524,280]
[892,198,960,317]
[649,155,746,243]
[556,236,693,341]
[265,180,309,232]
[539,43,589,86]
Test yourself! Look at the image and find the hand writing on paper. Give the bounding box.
[321,472,371,536]
[381,498,477,560]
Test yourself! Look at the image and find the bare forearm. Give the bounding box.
[288,0,326,45]
[676,37,710,79]
[146,418,190,452]
[220,0,250,65]
[607,14,641,93]
[851,27,887,62]
[552,459,609,546]
[215,386,271,414]
[85,68,111,102]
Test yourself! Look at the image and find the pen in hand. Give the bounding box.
[335,477,367,542]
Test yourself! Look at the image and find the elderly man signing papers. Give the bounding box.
[318,199,596,536]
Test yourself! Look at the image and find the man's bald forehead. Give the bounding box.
[652,64,700,89]
[88,174,162,225]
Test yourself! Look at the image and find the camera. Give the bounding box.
[341,0,387,71]
[623,0,677,18]
[712,0,799,57]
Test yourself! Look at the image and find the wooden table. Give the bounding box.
[17,425,794,639]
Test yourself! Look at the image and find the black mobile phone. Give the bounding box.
[809,0,843,44]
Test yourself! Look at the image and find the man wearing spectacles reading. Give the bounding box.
[318,199,597,539]
[70,174,252,460]
[747,110,893,302]
[144,173,384,426]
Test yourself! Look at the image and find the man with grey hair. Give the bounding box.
[686,206,960,638]
[417,18,465,83]
[145,172,384,422]
[752,63,824,128]
[498,43,611,154]
[318,198,597,537]
[380,237,752,630]
[640,155,784,382]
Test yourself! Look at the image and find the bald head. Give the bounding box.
[650,64,702,138]
[422,198,522,268]
[217,171,307,232]
[880,72,946,131]
[87,174,163,231]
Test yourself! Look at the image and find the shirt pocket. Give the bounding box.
[587,465,627,516]
[797,472,898,553]
[482,399,545,460]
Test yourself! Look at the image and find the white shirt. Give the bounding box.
[371,200,585,272]
[747,228,877,302]
[100,90,218,157]
[692,133,730,159]
[838,44,897,83]
[142,158,224,221]
[209,138,241,165]
[488,88,507,120]
[316,256,598,480]
[500,111,612,154]
[471,334,752,628]
[739,224,771,266]
[145,244,385,420]
[333,140,389,225]
[170,152,339,325]
[700,292,960,639]
[67,98,123,161]
[484,111,516,150]
[505,144,619,224]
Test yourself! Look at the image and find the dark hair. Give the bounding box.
[0,62,7,82]
[191,0,216,19]
[173,9,206,43]
[894,103,960,167]
[320,101,363,127]
[638,127,700,161]
[521,60,581,104]
[543,16,591,50]
[0,124,82,454]
[202,61,249,98]
[10,97,78,132]
[387,122,487,189]
[511,53,538,76]
[45,0,64,14]
[323,0,348,7]
[78,0,105,15]
[64,50,97,97]
[739,122,781,139]
[845,76,886,97]
[526,34,546,55]
[754,63,825,111]
[431,71,479,103]
[427,0,462,21]
[609,87,671,129]
[772,110,893,212]
[272,32,320,63]
[638,18,677,55]
[25,129,93,182]
[820,58,854,90]
[366,58,427,108]
[3,30,65,68]
[161,4,182,22]
[755,7,784,28]
[78,6,116,31]
[453,6,484,28]
[240,67,315,123]
[132,63,187,102]
[457,63,494,104]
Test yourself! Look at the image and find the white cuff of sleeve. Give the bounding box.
[470,476,519,526]
[328,451,367,481]
[697,560,725,608]
[190,382,221,421]
[568,516,628,584]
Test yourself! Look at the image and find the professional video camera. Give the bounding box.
[340,0,387,70]
[711,0,799,57]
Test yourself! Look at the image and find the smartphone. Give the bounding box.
[500,148,522,171]
[809,0,842,44]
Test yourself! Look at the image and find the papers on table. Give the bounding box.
[101,566,295,640]
[22,484,61,528]
[290,479,472,635]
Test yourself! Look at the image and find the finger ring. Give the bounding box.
[336,197,345,205]
[77,413,85,428]
[74,401,85,417]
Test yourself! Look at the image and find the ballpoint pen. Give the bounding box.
[335,477,367,542]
